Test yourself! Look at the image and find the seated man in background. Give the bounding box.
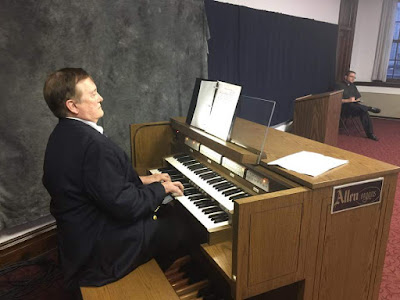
[42,68,186,295]
[335,70,380,141]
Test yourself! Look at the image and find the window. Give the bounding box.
[387,1,400,80]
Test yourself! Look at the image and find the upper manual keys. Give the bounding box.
[165,154,249,212]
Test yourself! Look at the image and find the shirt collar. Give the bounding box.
[66,117,104,134]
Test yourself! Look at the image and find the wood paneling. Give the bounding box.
[318,202,380,300]
[248,204,302,285]
[232,187,310,299]
[130,121,175,175]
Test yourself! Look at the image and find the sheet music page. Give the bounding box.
[268,151,348,177]
[205,81,242,141]
[190,81,217,130]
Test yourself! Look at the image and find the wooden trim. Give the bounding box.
[170,117,260,165]
[0,222,56,250]
[0,226,57,268]
[294,90,343,102]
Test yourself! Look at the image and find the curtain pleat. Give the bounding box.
[371,0,398,81]
[205,1,338,125]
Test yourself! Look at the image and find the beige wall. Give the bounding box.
[350,0,383,82]
[358,86,400,118]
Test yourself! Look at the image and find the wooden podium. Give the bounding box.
[292,90,343,146]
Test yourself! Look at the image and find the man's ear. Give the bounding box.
[65,99,79,115]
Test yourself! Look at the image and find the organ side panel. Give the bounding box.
[232,187,311,299]
[313,173,399,300]
[130,121,175,175]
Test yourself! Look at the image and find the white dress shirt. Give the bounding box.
[66,117,104,134]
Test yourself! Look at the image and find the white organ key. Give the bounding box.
[165,156,235,212]
[175,195,229,230]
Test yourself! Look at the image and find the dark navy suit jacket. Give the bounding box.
[43,118,165,288]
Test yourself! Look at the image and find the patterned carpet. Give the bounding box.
[337,118,400,300]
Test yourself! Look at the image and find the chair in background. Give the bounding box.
[339,113,365,136]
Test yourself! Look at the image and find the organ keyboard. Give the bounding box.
[150,144,271,243]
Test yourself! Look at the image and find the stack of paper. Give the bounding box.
[190,80,242,141]
[268,151,348,177]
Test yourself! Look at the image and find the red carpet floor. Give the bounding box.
[337,118,400,300]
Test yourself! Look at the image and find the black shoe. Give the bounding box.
[368,106,381,113]
[367,134,379,141]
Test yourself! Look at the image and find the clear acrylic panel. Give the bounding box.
[229,95,276,165]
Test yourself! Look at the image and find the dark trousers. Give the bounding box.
[141,202,194,270]
[341,103,374,136]
[73,203,191,299]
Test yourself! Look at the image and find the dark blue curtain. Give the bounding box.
[205,1,338,125]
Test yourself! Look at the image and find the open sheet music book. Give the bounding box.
[189,80,242,141]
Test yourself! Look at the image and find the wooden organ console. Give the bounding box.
[130,117,399,300]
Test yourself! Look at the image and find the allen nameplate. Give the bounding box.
[331,178,383,214]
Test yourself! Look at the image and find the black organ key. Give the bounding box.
[200,173,217,180]
[187,164,205,171]
[210,212,229,222]
[158,167,176,172]
[223,188,242,196]
[194,200,214,208]
[218,186,236,192]
[230,193,250,201]
[215,183,234,191]
[212,213,229,220]
[213,216,229,223]
[173,153,190,159]
[184,188,201,196]
[184,191,201,196]
[182,160,198,166]
[202,206,223,214]
[176,156,194,163]
[194,169,210,175]
[213,182,230,189]
[188,195,206,201]
[207,177,225,185]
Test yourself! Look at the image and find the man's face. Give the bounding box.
[345,72,356,84]
[74,78,104,123]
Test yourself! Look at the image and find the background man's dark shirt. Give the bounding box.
[335,81,361,99]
